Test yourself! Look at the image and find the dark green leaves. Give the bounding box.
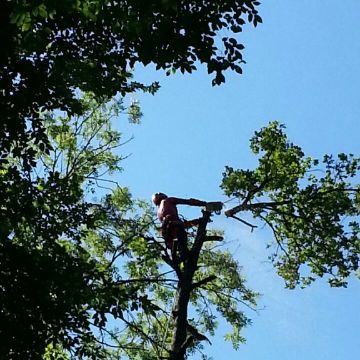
[2,0,262,166]
[0,95,149,359]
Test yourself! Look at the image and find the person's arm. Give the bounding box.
[169,197,207,207]
[169,197,223,213]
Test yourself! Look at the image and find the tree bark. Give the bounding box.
[169,211,212,360]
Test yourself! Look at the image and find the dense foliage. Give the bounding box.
[0,96,141,358]
[2,2,360,359]
[0,96,257,359]
[1,2,264,358]
[222,122,360,288]
[1,0,261,159]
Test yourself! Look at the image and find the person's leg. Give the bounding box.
[176,224,188,262]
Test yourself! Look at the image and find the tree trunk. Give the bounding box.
[169,211,211,360]
[170,279,191,359]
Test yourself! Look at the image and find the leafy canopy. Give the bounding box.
[222,121,360,288]
[1,0,261,159]
[0,95,258,360]
[0,94,148,359]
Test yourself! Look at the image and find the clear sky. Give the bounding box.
[114,1,360,359]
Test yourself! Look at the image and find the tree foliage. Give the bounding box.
[1,2,264,358]
[0,95,145,359]
[0,96,257,359]
[1,0,261,160]
[2,101,360,359]
[3,3,360,357]
[223,121,360,288]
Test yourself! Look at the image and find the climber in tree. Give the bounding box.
[152,193,222,261]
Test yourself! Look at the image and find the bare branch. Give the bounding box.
[229,215,257,230]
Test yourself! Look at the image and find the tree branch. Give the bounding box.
[229,215,257,230]
[225,201,291,217]
[191,275,217,290]
[115,277,178,285]
[203,235,224,242]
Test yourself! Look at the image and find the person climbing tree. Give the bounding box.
[151,193,222,261]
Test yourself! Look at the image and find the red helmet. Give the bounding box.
[152,192,167,206]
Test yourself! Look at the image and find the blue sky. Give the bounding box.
[114,1,360,359]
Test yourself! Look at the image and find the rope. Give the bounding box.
[222,197,237,204]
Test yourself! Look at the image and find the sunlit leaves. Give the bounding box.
[0,95,148,359]
[43,94,125,189]
[222,121,360,288]
[193,245,257,348]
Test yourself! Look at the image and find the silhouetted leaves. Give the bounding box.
[1,0,261,165]
[0,96,148,359]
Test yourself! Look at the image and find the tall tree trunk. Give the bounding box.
[170,279,191,359]
[169,211,211,360]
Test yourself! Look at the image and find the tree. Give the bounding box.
[0,95,257,359]
[0,94,149,359]
[2,96,360,359]
[1,2,264,358]
[222,121,360,288]
[0,4,263,316]
[1,0,261,160]
[112,209,257,360]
